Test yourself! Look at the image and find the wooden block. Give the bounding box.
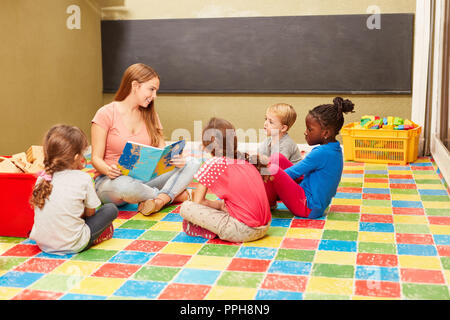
[12,152,27,163]
[26,146,44,163]
[10,157,27,172]
[0,157,22,173]
[24,161,45,174]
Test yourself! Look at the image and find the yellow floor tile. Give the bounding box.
[324,220,359,231]
[364,183,389,189]
[314,251,356,265]
[429,224,450,235]
[243,236,283,248]
[52,261,103,276]
[387,170,411,175]
[416,184,446,190]
[205,286,257,300]
[331,198,362,206]
[0,244,15,255]
[444,270,450,284]
[112,219,127,228]
[306,276,354,296]
[185,255,232,270]
[91,238,133,251]
[0,287,22,300]
[160,242,203,255]
[70,277,125,296]
[150,221,182,232]
[360,206,392,215]
[421,201,450,209]
[132,211,168,221]
[398,256,442,270]
[353,295,401,300]
[413,174,440,180]
[391,194,421,201]
[285,228,323,239]
[393,215,428,225]
[358,232,396,243]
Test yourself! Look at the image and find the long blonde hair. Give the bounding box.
[30,125,88,209]
[115,63,163,147]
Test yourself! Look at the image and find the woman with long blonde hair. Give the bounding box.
[91,63,200,215]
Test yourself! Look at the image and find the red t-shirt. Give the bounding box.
[194,157,271,228]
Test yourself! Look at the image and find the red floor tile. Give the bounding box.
[400,268,446,284]
[428,216,450,226]
[227,258,270,273]
[148,253,191,267]
[344,162,365,166]
[389,174,414,179]
[390,184,416,189]
[91,263,141,278]
[158,283,211,300]
[365,178,389,183]
[411,166,434,171]
[357,253,398,267]
[117,211,138,219]
[12,289,64,300]
[14,258,65,273]
[281,238,319,250]
[355,280,401,298]
[360,214,394,224]
[329,205,360,213]
[170,206,181,213]
[125,240,167,253]
[1,244,41,257]
[291,219,325,229]
[261,274,308,292]
[206,238,241,246]
[343,170,364,174]
[337,187,363,193]
[363,193,391,200]
[396,233,434,245]
[393,208,424,215]
[437,245,450,257]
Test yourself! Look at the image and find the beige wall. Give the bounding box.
[103,0,416,144]
[0,0,103,154]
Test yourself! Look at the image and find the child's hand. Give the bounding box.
[170,155,186,168]
[262,175,274,183]
[107,164,122,180]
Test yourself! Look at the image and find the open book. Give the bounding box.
[118,140,186,181]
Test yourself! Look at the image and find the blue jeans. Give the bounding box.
[95,157,201,207]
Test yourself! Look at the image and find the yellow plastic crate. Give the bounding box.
[341,122,422,165]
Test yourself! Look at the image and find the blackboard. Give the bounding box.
[101,14,414,94]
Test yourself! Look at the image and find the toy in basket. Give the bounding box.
[341,116,422,165]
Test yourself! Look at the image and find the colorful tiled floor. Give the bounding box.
[0,156,449,300]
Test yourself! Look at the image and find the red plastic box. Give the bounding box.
[0,172,37,237]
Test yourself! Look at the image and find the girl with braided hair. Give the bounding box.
[264,97,355,219]
[29,124,118,254]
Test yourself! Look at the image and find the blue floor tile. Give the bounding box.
[236,247,278,260]
[35,252,75,260]
[355,266,399,282]
[255,289,303,300]
[171,232,209,244]
[118,203,139,212]
[60,293,106,300]
[342,174,364,178]
[114,280,166,299]
[365,170,388,174]
[388,166,411,171]
[173,268,220,285]
[392,200,423,208]
[270,218,292,227]
[359,222,395,233]
[433,235,450,246]
[397,244,438,256]
[334,193,362,199]
[389,179,416,184]
[161,213,184,222]
[109,251,154,264]
[418,189,449,196]
[318,240,357,252]
[411,163,433,167]
[268,260,312,275]
[0,271,44,288]
[113,229,146,239]
[363,188,390,194]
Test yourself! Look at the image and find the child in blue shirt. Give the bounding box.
[264,97,355,218]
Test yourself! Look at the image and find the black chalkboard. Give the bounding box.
[101,14,414,94]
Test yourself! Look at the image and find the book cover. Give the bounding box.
[118,140,186,181]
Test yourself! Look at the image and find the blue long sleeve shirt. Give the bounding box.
[284,142,343,218]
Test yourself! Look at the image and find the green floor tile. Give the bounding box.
[217,271,264,288]
[139,230,178,241]
[425,208,450,216]
[441,257,450,270]
[0,237,26,244]
[395,224,430,234]
[358,242,396,254]
[133,266,180,282]
[402,283,450,300]
[71,249,118,262]
[390,189,418,195]
[362,200,391,207]
[31,274,83,292]
[197,244,239,257]
[339,182,363,188]
[0,257,27,270]
[159,205,179,213]
[275,249,315,262]
[271,210,294,219]
[266,227,288,237]
[322,230,358,241]
[312,263,354,278]
[119,220,157,230]
[420,195,450,202]
[326,212,360,221]
[303,293,350,300]
[415,179,442,185]
[364,174,388,178]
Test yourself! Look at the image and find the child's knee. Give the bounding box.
[103,203,119,219]
[179,200,195,218]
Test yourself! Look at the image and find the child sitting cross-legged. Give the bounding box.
[180,118,271,243]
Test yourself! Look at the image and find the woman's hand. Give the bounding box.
[170,154,186,169]
[106,164,122,180]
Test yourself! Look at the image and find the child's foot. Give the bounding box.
[93,224,114,245]
[182,219,217,239]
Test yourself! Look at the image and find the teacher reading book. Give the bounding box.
[91,63,201,216]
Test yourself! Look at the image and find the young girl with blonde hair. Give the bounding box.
[30,125,118,254]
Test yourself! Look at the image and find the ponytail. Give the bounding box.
[310,97,355,135]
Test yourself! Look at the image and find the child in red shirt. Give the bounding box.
[180,118,271,242]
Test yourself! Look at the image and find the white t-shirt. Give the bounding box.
[29,170,101,254]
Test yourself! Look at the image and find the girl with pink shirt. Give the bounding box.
[180,118,271,242]
[91,63,200,215]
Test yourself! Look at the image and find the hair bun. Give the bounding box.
[333,97,355,114]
